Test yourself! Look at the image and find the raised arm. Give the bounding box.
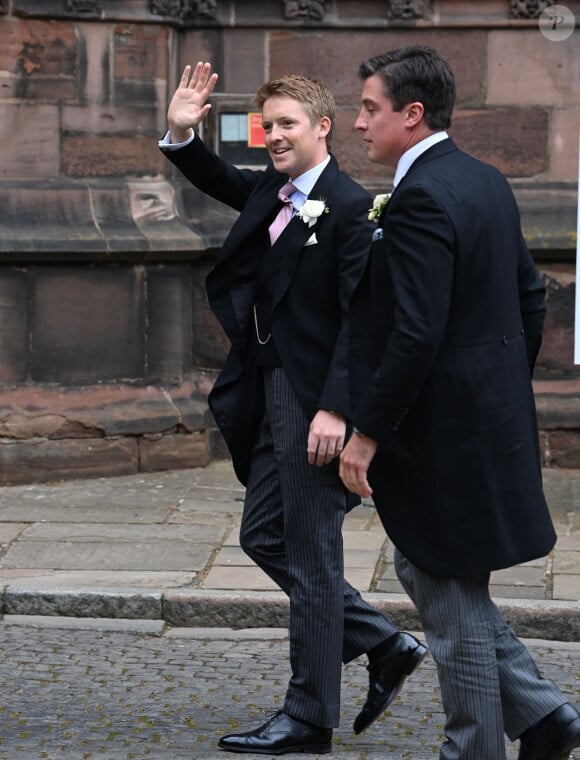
[167,61,219,143]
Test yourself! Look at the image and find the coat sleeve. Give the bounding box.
[160,132,262,212]
[352,183,455,440]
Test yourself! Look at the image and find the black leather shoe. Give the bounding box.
[518,703,580,760]
[353,631,427,734]
[218,710,332,754]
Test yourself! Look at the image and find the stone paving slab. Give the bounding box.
[3,614,166,635]
[0,461,578,639]
[0,570,195,589]
[18,523,224,542]
[1,540,217,572]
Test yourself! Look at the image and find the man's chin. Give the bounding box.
[271,158,290,173]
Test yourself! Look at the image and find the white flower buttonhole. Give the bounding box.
[298,199,329,228]
[368,193,391,222]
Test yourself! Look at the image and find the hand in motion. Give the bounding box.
[339,432,377,499]
[307,410,346,467]
[167,61,219,143]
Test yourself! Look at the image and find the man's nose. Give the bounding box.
[354,111,366,130]
[270,124,283,140]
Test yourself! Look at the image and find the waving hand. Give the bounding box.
[167,61,219,143]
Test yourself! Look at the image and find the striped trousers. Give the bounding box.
[395,549,568,759]
[240,367,397,728]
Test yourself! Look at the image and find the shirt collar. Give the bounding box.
[285,155,331,209]
[393,131,448,189]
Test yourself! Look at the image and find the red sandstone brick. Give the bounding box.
[333,105,387,183]
[487,31,580,107]
[438,0,506,21]
[0,380,208,440]
[0,104,59,179]
[0,437,139,486]
[113,23,169,81]
[0,18,76,76]
[0,272,28,383]
[449,108,548,177]
[178,29,217,83]
[63,135,166,177]
[31,268,146,384]
[268,29,485,105]
[191,260,230,369]
[221,28,267,94]
[536,264,575,377]
[545,431,580,469]
[139,431,211,472]
[548,108,580,183]
[62,104,161,135]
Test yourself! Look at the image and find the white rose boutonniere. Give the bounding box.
[297,199,329,228]
[368,193,391,222]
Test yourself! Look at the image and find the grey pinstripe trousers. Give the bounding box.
[240,368,397,728]
[395,549,568,759]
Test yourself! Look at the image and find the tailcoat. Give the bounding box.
[349,138,556,576]
[164,137,375,489]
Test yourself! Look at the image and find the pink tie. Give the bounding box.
[269,181,296,245]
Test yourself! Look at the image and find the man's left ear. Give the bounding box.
[405,102,424,127]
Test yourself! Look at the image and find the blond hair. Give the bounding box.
[254,74,335,148]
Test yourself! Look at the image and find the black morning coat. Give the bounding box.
[348,138,557,577]
[163,136,375,505]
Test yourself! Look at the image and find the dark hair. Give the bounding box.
[358,45,455,130]
[254,73,335,147]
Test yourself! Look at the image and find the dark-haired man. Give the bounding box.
[340,45,580,759]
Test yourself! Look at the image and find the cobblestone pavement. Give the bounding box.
[0,620,578,760]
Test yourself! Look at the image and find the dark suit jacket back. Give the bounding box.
[349,138,556,576]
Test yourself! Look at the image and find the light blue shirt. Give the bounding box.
[392,131,449,189]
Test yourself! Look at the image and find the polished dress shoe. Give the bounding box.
[353,631,427,734]
[218,710,332,754]
[518,703,580,760]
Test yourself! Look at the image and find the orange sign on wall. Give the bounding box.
[248,112,266,148]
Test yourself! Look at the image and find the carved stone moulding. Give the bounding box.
[151,0,218,20]
[387,0,430,20]
[509,0,554,18]
[284,0,325,20]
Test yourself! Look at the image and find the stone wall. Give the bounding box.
[0,0,578,483]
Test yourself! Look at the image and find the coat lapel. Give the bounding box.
[206,169,291,345]
[271,156,338,311]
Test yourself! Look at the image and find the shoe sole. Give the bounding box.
[354,642,428,735]
[218,744,332,755]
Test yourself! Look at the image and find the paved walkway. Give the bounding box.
[0,461,578,639]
